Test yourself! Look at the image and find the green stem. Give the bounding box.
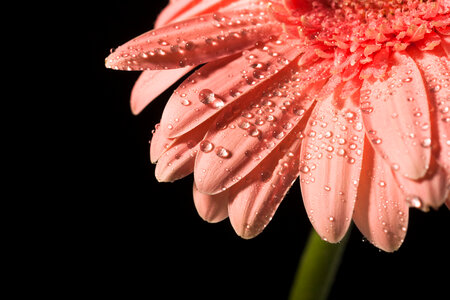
[289,227,351,300]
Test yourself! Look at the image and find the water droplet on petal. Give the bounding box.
[406,195,423,209]
[216,147,232,158]
[200,141,214,153]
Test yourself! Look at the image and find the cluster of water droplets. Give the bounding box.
[106,6,279,71]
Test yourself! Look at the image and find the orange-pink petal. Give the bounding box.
[361,51,432,180]
[228,126,302,238]
[299,92,365,243]
[155,123,208,182]
[105,7,281,70]
[150,124,176,163]
[194,59,323,195]
[130,67,193,115]
[394,161,449,211]
[160,37,303,138]
[407,45,450,174]
[353,142,409,252]
[193,183,229,223]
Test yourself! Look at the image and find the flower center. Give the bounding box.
[270,0,448,55]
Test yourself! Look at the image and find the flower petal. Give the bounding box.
[155,122,209,182]
[130,67,193,115]
[194,59,327,195]
[394,160,449,211]
[440,35,450,56]
[155,0,201,28]
[361,51,432,180]
[150,123,176,163]
[407,45,450,174]
[156,0,252,28]
[228,125,302,238]
[353,141,409,252]
[299,92,365,243]
[160,37,304,138]
[193,183,229,223]
[105,6,281,70]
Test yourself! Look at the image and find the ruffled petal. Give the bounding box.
[299,92,365,243]
[193,183,229,223]
[194,58,328,195]
[407,45,450,174]
[105,5,281,70]
[160,37,305,138]
[353,142,409,252]
[361,51,432,180]
[228,125,302,238]
[394,161,449,211]
[130,67,193,115]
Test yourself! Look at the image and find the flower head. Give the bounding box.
[106,0,450,252]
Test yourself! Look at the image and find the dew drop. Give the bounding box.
[199,89,215,104]
[200,141,214,153]
[181,99,191,106]
[300,165,310,173]
[406,195,423,209]
[216,147,232,158]
[421,138,431,148]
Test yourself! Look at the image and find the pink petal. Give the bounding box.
[440,35,450,56]
[193,183,229,223]
[394,160,449,211]
[156,0,251,28]
[130,67,193,115]
[155,122,209,182]
[154,0,200,28]
[105,6,281,71]
[150,123,176,163]
[194,59,326,195]
[299,92,365,243]
[361,51,432,180]
[160,37,304,138]
[353,142,409,252]
[228,126,302,238]
[407,45,450,174]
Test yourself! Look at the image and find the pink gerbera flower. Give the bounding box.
[106,0,449,252]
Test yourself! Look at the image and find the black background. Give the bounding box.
[88,1,449,299]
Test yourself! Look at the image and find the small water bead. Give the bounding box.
[180,99,191,106]
[216,147,232,158]
[157,39,169,46]
[199,89,215,104]
[300,165,310,173]
[239,121,251,129]
[406,195,423,209]
[378,181,386,187]
[337,148,346,156]
[200,141,214,153]
[324,185,331,192]
[421,138,432,148]
[360,101,374,113]
[432,85,441,92]
[249,128,261,137]
[372,138,382,144]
